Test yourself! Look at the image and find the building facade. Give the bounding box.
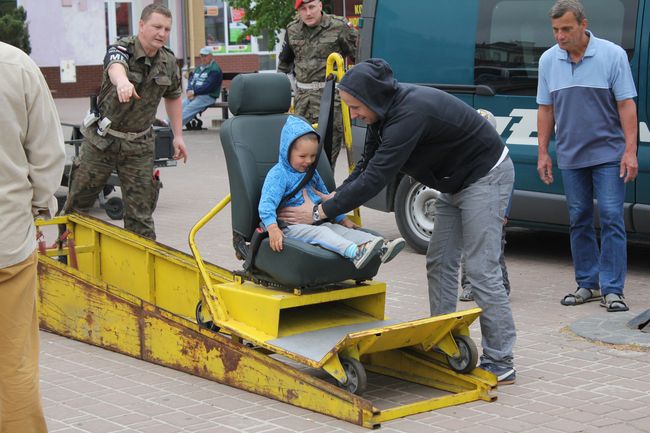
[16,0,361,98]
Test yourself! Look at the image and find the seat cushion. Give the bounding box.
[254,238,381,289]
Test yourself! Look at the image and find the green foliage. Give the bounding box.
[228,0,333,50]
[0,4,31,54]
[228,0,294,49]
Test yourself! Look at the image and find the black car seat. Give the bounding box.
[220,73,381,289]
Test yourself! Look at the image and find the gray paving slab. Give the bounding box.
[36,98,650,432]
[570,311,650,347]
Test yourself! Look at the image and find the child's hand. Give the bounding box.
[312,187,335,202]
[268,225,284,252]
[339,217,358,229]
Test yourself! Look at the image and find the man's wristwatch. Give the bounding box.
[312,204,321,223]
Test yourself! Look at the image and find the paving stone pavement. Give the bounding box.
[39,99,650,433]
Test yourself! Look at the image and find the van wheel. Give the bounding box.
[394,176,438,254]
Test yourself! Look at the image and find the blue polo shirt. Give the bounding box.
[537,31,636,169]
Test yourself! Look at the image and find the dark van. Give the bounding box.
[352,0,650,252]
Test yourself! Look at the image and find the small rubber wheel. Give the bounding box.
[338,357,367,395]
[56,194,67,212]
[195,300,219,332]
[102,184,115,197]
[446,335,479,374]
[105,196,124,220]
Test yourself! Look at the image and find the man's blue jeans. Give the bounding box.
[561,162,627,296]
[181,94,216,126]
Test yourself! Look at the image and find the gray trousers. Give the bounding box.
[427,157,516,367]
[284,222,379,257]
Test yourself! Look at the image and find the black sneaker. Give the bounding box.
[459,287,474,302]
[479,362,516,385]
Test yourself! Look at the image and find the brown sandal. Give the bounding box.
[560,288,601,306]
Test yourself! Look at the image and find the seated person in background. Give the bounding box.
[181,47,223,127]
[259,116,405,269]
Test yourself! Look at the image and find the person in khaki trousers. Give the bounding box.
[0,41,66,433]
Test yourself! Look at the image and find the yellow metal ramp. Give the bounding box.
[36,213,496,429]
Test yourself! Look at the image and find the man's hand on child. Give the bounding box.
[277,189,314,224]
[268,225,284,252]
[312,187,335,202]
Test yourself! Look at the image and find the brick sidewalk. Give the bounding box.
[40,99,650,433]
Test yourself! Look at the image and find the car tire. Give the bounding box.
[394,175,439,254]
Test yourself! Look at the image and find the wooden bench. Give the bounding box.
[208,87,229,120]
[207,72,241,120]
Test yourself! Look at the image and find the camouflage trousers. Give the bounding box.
[294,88,343,167]
[64,135,161,240]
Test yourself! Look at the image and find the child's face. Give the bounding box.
[289,135,318,172]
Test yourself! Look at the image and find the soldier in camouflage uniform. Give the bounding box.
[278,0,358,168]
[64,4,187,240]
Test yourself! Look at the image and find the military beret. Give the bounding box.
[295,0,317,9]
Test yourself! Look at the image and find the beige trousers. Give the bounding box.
[0,252,48,433]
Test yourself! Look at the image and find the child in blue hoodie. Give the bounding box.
[258,116,404,269]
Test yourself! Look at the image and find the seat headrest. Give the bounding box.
[228,73,292,116]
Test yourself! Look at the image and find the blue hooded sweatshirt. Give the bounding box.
[258,116,344,228]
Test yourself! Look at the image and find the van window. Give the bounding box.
[475,0,638,95]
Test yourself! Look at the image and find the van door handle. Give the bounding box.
[416,83,495,96]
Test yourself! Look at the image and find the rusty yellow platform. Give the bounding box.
[36,213,495,429]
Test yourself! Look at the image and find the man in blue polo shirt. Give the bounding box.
[537,0,638,312]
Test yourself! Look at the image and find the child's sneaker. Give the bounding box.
[479,362,516,385]
[352,238,383,269]
[379,238,406,263]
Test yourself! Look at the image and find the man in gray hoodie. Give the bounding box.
[278,58,517,384]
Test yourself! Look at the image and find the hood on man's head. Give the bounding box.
[338,58,398,121]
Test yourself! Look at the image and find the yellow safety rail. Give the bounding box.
[188,194,233,324]
[325,52,362,224]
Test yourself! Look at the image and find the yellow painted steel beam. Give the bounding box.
[36,213,235,321]
[36,215,495,428]
[188,194,234,324]
[37,256,381,428]
[365,348,496,398]
[326,52,360,224]
[364,349,496,424]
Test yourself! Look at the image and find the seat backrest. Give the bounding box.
[220,73,336,241]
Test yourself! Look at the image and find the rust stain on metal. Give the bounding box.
[221,348,242,373]
[285,388,299,401]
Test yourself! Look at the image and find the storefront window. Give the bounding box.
[105,0,133,46]
[204,1,256,54]
[227,5,251,53]
[204,0,226,52]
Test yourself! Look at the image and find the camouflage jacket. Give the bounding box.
[278,13,357,84]
[96,35,181,133]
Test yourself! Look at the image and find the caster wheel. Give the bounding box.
[338,357,367,395]
[56,194,67,213]
[446,335,478,374]
[195,300,219,332]
[105,196,124,220]
[102,184,115,197]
